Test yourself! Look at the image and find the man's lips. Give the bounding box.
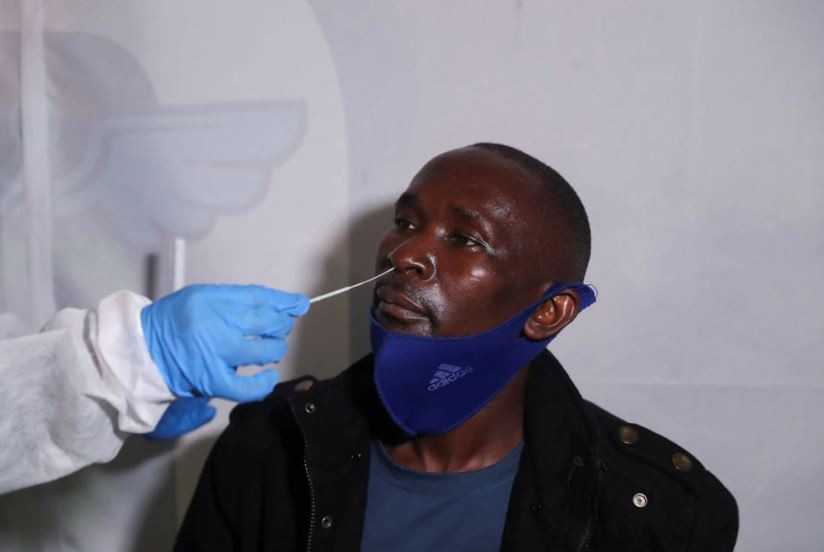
[375,286,429,321]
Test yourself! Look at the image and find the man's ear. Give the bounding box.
[523,289,580,340]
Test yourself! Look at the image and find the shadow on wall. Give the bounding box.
[291,202,394,380]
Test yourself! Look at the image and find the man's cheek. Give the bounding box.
[468,266,491,280]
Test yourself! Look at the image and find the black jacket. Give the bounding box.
[176,351,738,551]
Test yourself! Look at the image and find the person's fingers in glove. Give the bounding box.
[145,397,217,441]
[224,336,289,368]
[220,367,281,403]
[141,284,309,402]
[225,309,296,339]
[199,339,287,401]
[219,285,310,319]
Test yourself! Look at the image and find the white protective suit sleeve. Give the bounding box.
[0,291,175,495]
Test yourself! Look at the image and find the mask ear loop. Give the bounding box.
[566,283,598,311]
[578,283,598,309]
[538,282,598,308]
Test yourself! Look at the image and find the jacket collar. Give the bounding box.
[293,351,602,552]
[501,350,601,550]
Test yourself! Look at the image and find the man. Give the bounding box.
[0,284,309,494]
[175,144,738,551]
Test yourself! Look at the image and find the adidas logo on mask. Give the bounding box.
[427,363,474,391]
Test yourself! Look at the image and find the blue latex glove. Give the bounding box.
[141,284,309,403]
[146,397,217,440]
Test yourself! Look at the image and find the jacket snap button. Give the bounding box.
[529,501,543,514]
[321,515,333,529]
[672,452,694,472]
[304,402,317,414]
[618,425,640,445]
[632,492,648,508]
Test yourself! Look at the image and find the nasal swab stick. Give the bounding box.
[309,268,393,304]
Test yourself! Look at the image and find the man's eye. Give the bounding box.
[452,234,480,247]
[394,217,415,230]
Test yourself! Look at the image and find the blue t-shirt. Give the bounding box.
[360,440,523,552]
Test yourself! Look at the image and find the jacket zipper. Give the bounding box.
[302,455,317,552]
[290,401,317,552]
[574,459,603,551]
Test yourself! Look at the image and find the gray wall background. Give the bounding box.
[0,1,821,550]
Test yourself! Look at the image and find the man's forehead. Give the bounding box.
[400,147,544,220]
[396,185,513,219]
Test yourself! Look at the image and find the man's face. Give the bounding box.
[372,147,555,337]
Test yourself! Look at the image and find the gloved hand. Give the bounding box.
[141,284,309,403]
[146,397,217,440]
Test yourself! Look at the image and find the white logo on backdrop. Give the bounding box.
[0,32,305,246]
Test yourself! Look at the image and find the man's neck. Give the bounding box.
[384,367,528,473]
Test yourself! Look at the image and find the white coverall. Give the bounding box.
[0,291,174,495]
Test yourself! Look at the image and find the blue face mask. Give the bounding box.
[370,283,596,436]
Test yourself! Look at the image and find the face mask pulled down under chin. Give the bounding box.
[370,282,597,436]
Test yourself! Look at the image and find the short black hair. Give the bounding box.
[471,142,591,282]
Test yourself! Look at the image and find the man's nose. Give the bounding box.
[387,235,436,281]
